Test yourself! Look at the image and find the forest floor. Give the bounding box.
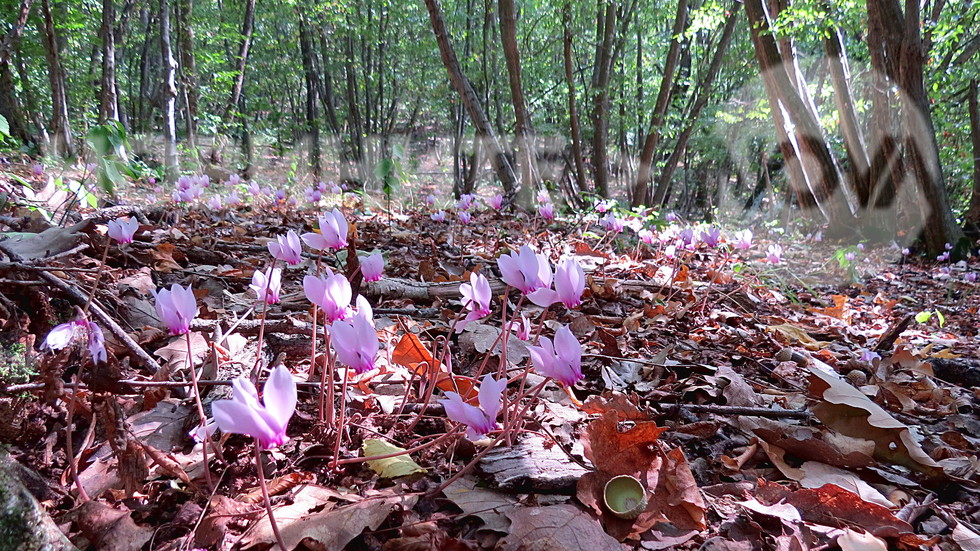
[1,162,980,551]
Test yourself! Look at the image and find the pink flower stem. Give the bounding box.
[331,371,352,471]
[501,379,548,438]
[249,259,277,383]
[64,374,90,502]
[405,333,451,434]
[185,330,214,490]
[333,426,463,466]
[320,332,335,426]
[496,292,525,446]
[81,236,112,316]
[254,441,288,551]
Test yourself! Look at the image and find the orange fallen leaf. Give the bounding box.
[392,333,476,401]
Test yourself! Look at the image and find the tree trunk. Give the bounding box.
[176,0,197,151]
[39,0,73,157]
[299,15,321,178]
[965,80,980,234]
[499,0,536,206]
[424,0,517,197]
[823,24,870,205]
[590,1,616,198]
[898,0,963,251]
[632,0,688,207]
[744,0,853,227]
[223,0,254,122]
[651,7,738,206]
[159,0,178,180]
[562,2,586,196]
[0,0,35,147]
[98,0,119,123]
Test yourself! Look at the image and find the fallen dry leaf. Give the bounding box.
[497,504,623,551]
[443,477,517,534]
[66,501,153,551]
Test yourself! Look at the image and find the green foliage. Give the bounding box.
[86,121,131,198]
[0,344,36,389]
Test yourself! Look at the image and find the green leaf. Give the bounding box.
[0,114,9,137]
[362,439,425,478]
[914,311,932,324]
[936,309,945,328]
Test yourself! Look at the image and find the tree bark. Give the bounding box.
[744,0,854,226]
[98,0,119,123]
[424,0,517,197]
[499,0,536,206]
[563,2,586,196]
[965,80,980,233]
[299,15,321,178]
[39,0,73,157]
[651,7,738,206]
[176,0,197,151]
[159,0,178,180]
[0,0,35,147]
[590,0,617,198]
[223,0,254,122]
[632,0,688,207]
[823,24,870,205]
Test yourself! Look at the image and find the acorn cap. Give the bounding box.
[603,475,648,519]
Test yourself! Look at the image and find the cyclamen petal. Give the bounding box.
[361,253,385,282]
[304,273,352,322]
[498,245,551,295]
[527,325,583,387]
[154,284,198,335]
[555,258,585,308]
[107,217,139,244]
[306,209,348,251]
[439,375,505,440]
[250,267,282,304]
[212,364,296,449]
[268,230,303,265]
[331,310,378,374]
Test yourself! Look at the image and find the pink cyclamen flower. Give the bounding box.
[189,419,217,443]
[555,258,586,308]
[498,245,552,295]
[638,229,655,245]
[361,253,385,282]
[527,325,583,388]
[766,244,783,264]
[732,229,753,250]
[859,349,881,363]
[268,230,303,265]
[317,181,328,193]
[153,284,198,335]
[212,364,296,449]
[250,267,282,304]
[44,319,107,364]
[700,227,722,248]
[302,208,349,251]
[431,210,447,222]
[459,211,472,224]
[665,212,679,222]
[330,308,379,374]
[226,190,242,206]
[595,200,610,213]
[965,272,977,283]
[457,272,492,333]
[439,374,506,440]
[512,314,532,341]
[303,272,352,322]
[524,257,585,308]
[538,203,555,221]
[208,196,223,210]
[457,194,475,211]
[425,194,436,206]
[226,174,241,187]
[107,217,139,244]
[599,212,623,233]
[488,194,503,210]
[247,181,262,197]
[536,189,550,204]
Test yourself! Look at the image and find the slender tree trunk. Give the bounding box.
[744,0,854,226]
[112,0,134,129]
[563,2,586,195]
[39,0,73,157]
[159,0,178,180]
[176,0,197,152]
[965,80,980,233]
[424,0,517,197]
[99,0,119,123]
[632,0,688,207]
[651,7,737,206]
[590,1,616,198]
[824,24,870,205]
[0,0,35,147]
[344,30,364,184]
[299,15,321,178]
[223,0,254,121]
[499,0,536,206]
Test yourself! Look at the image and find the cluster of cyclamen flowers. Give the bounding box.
[441,245,588,439]
[43,216,144,362]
